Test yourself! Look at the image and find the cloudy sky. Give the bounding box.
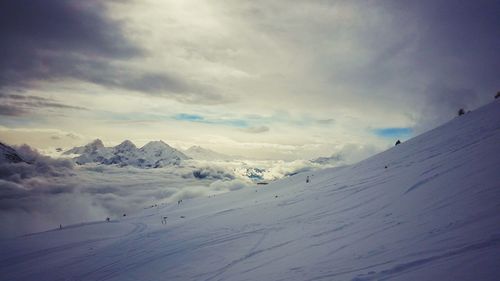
[1,0,498,160]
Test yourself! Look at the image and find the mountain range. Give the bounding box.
[64,139,190,168]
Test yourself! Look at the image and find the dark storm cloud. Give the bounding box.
[0,0,138,86]
[0,0,223,104]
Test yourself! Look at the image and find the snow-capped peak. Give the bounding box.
[140,140,173,151]
[64,139,189,168]
[82,139,105,153]
[113,140,137,153]
[140,141,190,161]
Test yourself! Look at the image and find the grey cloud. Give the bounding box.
[186,166,236,181]
[241,126,270,134]
[0,104,26,116]
[226,0,499,129]
[0,144,74,180]
[0,0,139,88]
[414,83,481,133]
[121,73,232,105]
[0,93,87,116]
[66,133,81,140]
[316,119,334,125]
[0,1,232,105]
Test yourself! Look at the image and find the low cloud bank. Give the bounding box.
[0,145,255,237]
[0,143,363,238]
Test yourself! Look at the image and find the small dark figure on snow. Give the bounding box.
[59,224,62,230]
[495,91,500,99]
[458,108,465,116]
[306,176,310,183]
[385,165,388,169]
[106,217,110,222]
[123,213,126,217]
[177,199,183,205]
[395,140,401,146]
[161,216,168,224]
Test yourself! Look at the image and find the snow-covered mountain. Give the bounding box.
[64,139,190,167]
[105,140,141,166]
[138,140,190,167]
[62,138,107,156]
[184,145,233,160]
[2,100,499,280]
[0,142,24,163]
[70,139,113,165]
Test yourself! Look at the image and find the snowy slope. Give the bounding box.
[1,100,499,281]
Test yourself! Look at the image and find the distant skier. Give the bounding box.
[59,224,62,230]
[106,217,110,222]
[395,140,401,146]
[306,175,310,183]
[161,216,168,224]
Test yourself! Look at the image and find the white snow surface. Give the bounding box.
[1,100,500,280]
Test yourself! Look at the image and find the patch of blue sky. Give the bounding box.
[173,113,248,128]
[174,113,204,122]
[374,127,412,138]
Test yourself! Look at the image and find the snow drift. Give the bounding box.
[0,100,499,280]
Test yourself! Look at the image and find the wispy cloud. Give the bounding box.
[0,93,86,116]
[240,126,269,134]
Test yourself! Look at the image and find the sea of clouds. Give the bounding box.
[0,145,340,237]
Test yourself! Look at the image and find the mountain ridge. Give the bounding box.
[64,139,190,168]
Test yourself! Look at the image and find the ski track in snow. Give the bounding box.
[1,100,500,280]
